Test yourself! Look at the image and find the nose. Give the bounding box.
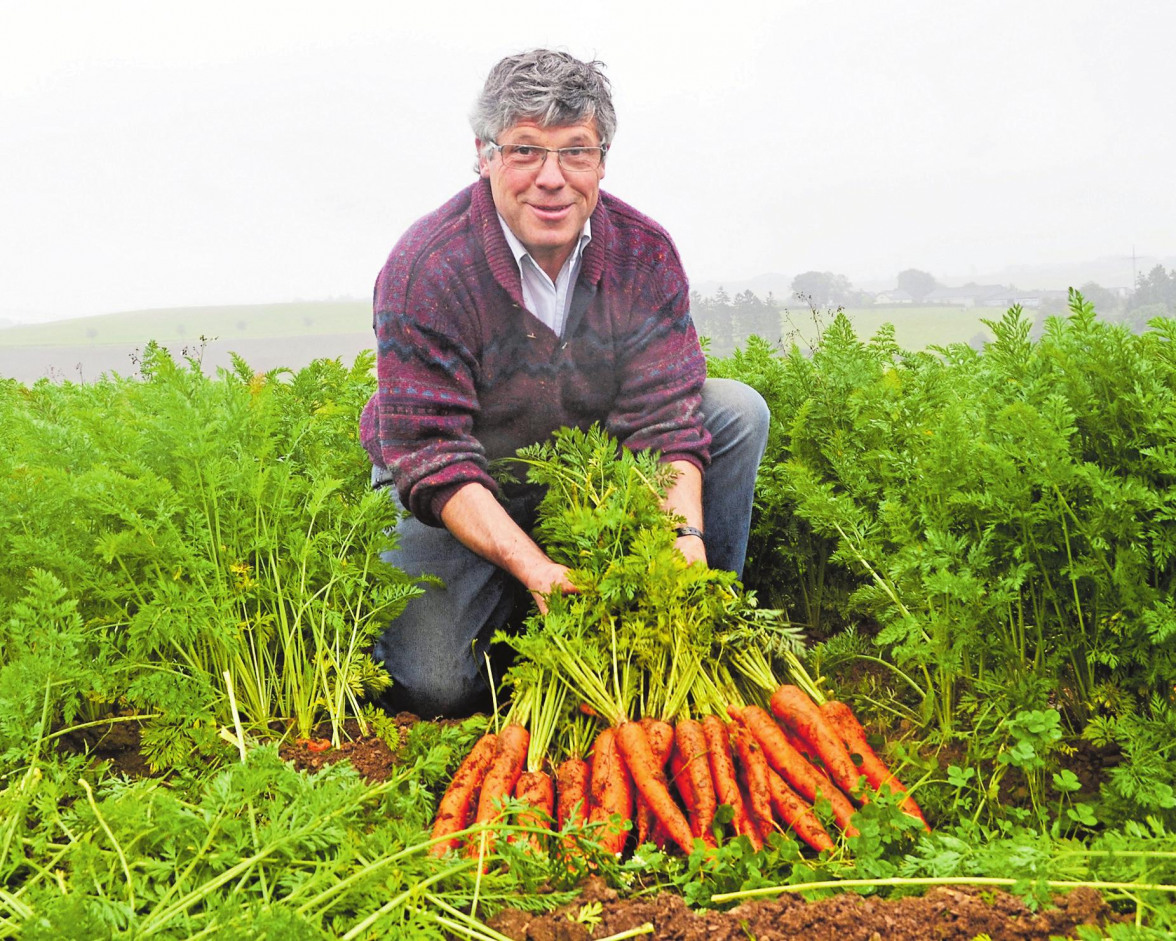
[534,150,567,186]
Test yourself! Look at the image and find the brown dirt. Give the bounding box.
[56,717,155,778]
[488,876,1124,941]
[277,714,420,783]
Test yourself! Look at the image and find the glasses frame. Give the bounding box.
[487,141,609,173]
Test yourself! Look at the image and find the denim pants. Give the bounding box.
[373,377,770,718]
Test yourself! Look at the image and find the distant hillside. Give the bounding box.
[0,300,374,384]
[0,300,371,346]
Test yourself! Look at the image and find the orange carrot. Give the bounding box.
[588,727,633,857]
[729,719,775,839]
[702,715,761,850]
[675,718,717,840]
[513,769,555,851]
[734,704,860,838]
[635,718,675,845]
[771,685,865,801]
[468,723,529,857]
[669,747,695,815]
[820,700,931,831]
[655,746,692,850]
[430,731,498,857]
[765,766,835,853]
[616,720,695,855]
[556,757,591,830]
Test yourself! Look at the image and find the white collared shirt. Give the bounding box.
[497,214,592,338]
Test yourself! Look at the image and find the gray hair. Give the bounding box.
[471,50,617,151]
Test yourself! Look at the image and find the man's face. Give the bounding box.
[479,119,605,280]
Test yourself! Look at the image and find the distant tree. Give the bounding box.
[734,289,766,310]
[712,285,731,306]
[791,271,854,307]
[896,268,939,303]
[1076,282,1118,315]
[1131,265,1175,311]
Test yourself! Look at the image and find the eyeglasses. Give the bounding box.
[487,141,608,173]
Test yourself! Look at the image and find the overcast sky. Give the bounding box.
[2,0,1173,322]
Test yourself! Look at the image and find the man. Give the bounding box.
[360,49,768,718]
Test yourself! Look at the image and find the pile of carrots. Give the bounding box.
[428,428,931,862]
[430,683,929,860]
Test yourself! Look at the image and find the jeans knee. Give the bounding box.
[703,377,770,456]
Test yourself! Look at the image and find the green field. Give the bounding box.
[833,304,1007,349]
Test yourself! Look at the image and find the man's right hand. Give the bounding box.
[522,560,578,614]
[440,482,577,614]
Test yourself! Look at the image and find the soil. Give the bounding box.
[58,716,1132,940]
[489,877,1123,941]
[276,714,417,784]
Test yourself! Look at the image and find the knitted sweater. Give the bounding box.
[359,178,710,527]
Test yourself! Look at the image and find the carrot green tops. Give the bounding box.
[359,178,710,526]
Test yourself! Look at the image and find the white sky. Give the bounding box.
[2,0,1173,321]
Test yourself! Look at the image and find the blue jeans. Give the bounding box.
[373,378,769,717]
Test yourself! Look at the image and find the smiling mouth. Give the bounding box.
[529,203,572,219]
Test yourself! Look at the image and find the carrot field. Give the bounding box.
[2,294,1176,939]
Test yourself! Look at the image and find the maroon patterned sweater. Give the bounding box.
[359,177,710,527]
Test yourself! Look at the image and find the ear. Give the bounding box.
[475,138,490,178]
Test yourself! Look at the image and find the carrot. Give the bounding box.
[554,756,591,862]
[588,727,633,857]
[770,685,865,801]
[669,746,696,815]
[468,723,529,857]
[820,700,931,831]
[728,719,774,839]
[635,718,675,845]
[513,769,555,851]
[430,731,498,857]
[765,766,835,853]
[556,757,591,830]
[675,718,717,841]
[702,715,761,849]
[734,705,860,838]
[616,720,695,855]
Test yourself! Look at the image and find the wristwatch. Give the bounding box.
[674,525,705,540]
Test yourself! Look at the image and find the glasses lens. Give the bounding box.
[558,147,601,172]
[501,145,544,169]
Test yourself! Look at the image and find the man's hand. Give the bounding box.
[440,482,578,613]
[675,531,708,568]
[521,559,578,614]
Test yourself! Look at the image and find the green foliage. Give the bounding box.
[0,349,421,754]
[712,295,1176,832]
